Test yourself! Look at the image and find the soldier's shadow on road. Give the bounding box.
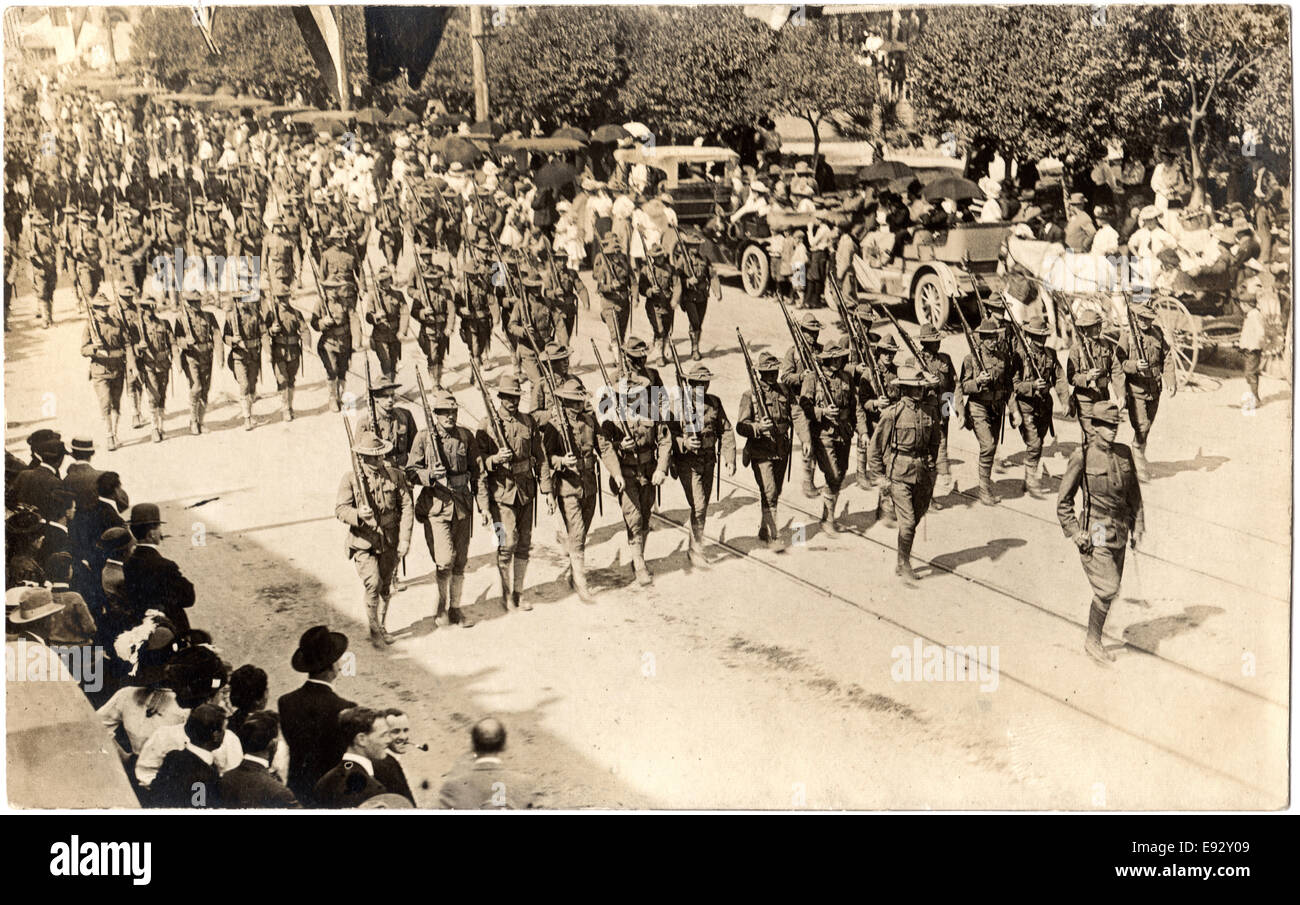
[1121,604,1225,655]
[927,537,1027,572]
[1146,450,1229,481]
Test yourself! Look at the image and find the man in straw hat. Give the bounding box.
[337,427,412,647]
[1056,400,1144,666]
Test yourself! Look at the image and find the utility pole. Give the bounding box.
[469,5,489,122]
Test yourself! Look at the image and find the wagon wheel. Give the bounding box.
[1151,295,1199,389]
[912,273,951,327]
[740,244,769,298]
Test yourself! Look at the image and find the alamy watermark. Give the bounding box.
[149,248,261,302]
[891,638,1000,692]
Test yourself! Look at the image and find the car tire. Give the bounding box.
[741,244,769,298]
[912,272,950,327]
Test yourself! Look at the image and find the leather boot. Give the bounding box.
[329,380,341,412]
[690,331,701,361]
[688,524,709,569]
[632,540,653,587]
[432,363,443,388]
[283,388,295,422]
[376,596,394,645]
[495,556,513,612]
[877,491,897,526]
[512,557,531,610]
[1084,601,1115,664]
[821,495,841,537]
[978,474,1000,506]
[449,574,475,627]
[1133,446,1150,482]
[151,411,164,443]
[366,603,384,648]
[570,552,595,604]
[896,551,918,586]
[243,394,255,431]
[1024,463,1042,499]
[762,507,783,551]
[197,400,207,433]
[434,571,450,626]
[801,455,817,499]
[189,402,200,434]
[855,450,873,491]
[104,413,118,451]
[131,390,145,429]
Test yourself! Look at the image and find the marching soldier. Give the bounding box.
[69,209,104,313]
[674,229,721,361]
[596,374,671,587]
[337,427,413,648]
[265,288,309,422]
[853,328,898,492]
[320,227,359,293]
[224,293,265,431]
[870,363,942,584]
[540,384,601,603]
[547,247,587,341]
[455,257,494,370]
[638,242,680,365]
[359,383,418,468]
[26,211,58,328]
[172,291,220,434]
[406,390,479,629]
[960,318,1013,505]
[621,337,666,407]
[778,313,825,499]
[916,323,957,494]
[1011,316,1068,497]
[736,350,793,549]
[594,231,634,352]
[534,342,585,415]
[475,375,549,612]
[800,341,856,536]
[133,297,174,443]
[111,208,150,297]
[192,200,228,307]
[1056,400,1144,665]
[81,292,134,450]
[670,363,736,568]
[408,254,451,388]
[1114,300,1177,481]
[374,188,403,267]
[1067,308,1118,440]
[310,277,355,411]
[362,267,405,384]
[509,274,570,411]
[264,216,298,300]
[150,203,186,308]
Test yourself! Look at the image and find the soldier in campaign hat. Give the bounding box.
[959,317,1014,505]
[800,340,856,535]
[509,272,570,411]
[1056,400,1144,665]
[265,288,309,422]
[673,228,721,361]
[916,322,957,493]
[638,240,680,365]
[409,249,453,387]
[1009,315,1068,497]
[337,427,412,647]
[870,360,942,584]
[1066,307,1119,440]
[540,382,601,602]
[363,266,405,384]
[736,349,793,548]
[671,362,737,567]
[476,374,550,612]
[594,230,634,352]
[778,313,825,499]
[456,255,495,370]
[172,291,220,434]
[311,277,356,410]
[80,294,135,450]
[223,289,264,431]
[1113,300,1176,481]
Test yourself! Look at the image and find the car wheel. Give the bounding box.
[912,273,950,327]
[740,245,769,298]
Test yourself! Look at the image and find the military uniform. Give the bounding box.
[408,260,451,387]
[224,299,264,430]
[509,276,570,411]
[596,378,672,586]
[674,232,719,361]
[638,247,680,363]
[736,352,793,548]
[456,264,494,368]
[172,293,220,434]
[869,365,942,582]
[363,271,405,383]
[778,316,825,499]
[110,210,150,297]
[851,330,898,491]
[26,213,58,327]
[191,203,228,307]
[1066,310,1118,439]
[475,376,550,611]
[80,295,134,449]
[672,366,736,566]
[1114,303,1177,480]
[959,319,1013,505]
[265,292,309,421]
[799,342,857,534]
[132,300,174,443]
[1056,401,1144,665]
[1011,318,1068,496]
[540,386,601,602]
[264,221,299,299]
[405,393,479,627]
[545,254,586,342]
[533,344,584,417]
[358,386,418,470]
[917,326,957,486]
[68,211,104,312]
[594,234,634,349]
[337,428,413,646]
[311,279,356,410]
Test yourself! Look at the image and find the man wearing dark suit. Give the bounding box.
[12,435,67,514]
[374,708,415,804]
[438,717,540,809]
[219,711,300,809]
[62,436,130,511]
[40,490,76,572]
[123,503,195,632]
[71,472,127,583]
[313,706,391,808]
[278,626,355,806]
[149,704,225,809]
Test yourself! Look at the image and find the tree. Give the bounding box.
[752,24,877,166]
[619,8,771,143]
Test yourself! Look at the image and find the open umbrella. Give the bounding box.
[591,123,631,143]
[858,159,914,183]
[921,175,984,202]
[552,126,589,143]
[387,107,419,126]
[535,159,578,191]
[470,120,506,139]
[437,135,483,167]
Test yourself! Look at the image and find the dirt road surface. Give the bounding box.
[4,254,1289,809]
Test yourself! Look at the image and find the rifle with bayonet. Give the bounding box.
[776,293,842,441]
[343,416,386,556]
[413,366,453,484]
[828,273,883,398]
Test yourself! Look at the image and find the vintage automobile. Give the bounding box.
[612,145,738,227]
